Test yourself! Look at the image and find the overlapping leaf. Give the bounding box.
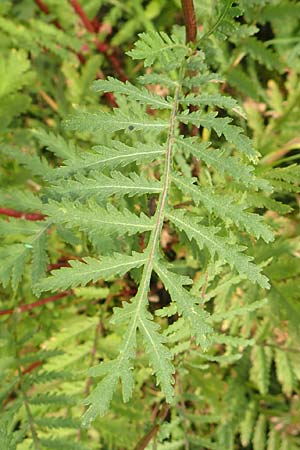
[167,209,270,288]
[38,252,147,293]
[52,171,162,200]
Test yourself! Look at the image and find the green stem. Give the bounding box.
[200,0,232,41]
[116,71,183,375]
[12,316,41,450]
[19,380,42,450]
[135,81,181,301]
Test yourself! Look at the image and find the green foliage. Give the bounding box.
[1,1,300,449]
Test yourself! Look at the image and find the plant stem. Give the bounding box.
[133,403,170,450]
[34,0,118,105]
[114,74,183,392]
[134,82,181,302]
[181,0,197,43]
[69,0,95,32]
[78,320,103,440]
[34,0,62,28]
[69,0,127,81]
[200,0,231,40]
[0,291,72,316]
[12,317,42,450]
[0,208,45,221]
[34,0,49,14]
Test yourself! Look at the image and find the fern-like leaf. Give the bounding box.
[43,201,155,243]
[172,173,274,242]
[93,77,172,109]
[50,141,165,179]
[64,108,169,134]
[127,31,187,67]
[52,171,162,200]
[178,111,259,161]
[38,252,147,293]
[167,209,269,288]
[154,261,213,349]
[175,137,271,190]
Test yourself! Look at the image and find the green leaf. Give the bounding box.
[175,137,270,190]
[32,128,77,160]
[52,171,162,200]
[172,174,274,242]
[0,244,29,289]
[274,349,295,396]
[84,302,140,424]
[93,77,172,109]
[38,252,147,292]
[138,310,175,401]
[82,364,120,426]
[252,414,267,450]
[127,31,187,67]
[0,218,43,237]
[177,112,259,161]
[43,201,155,244]
[250,346,272,395]
[64,108,169,134]
[31,231,48,286]
[212,335,254,347]
[34,416,81,429]
[154,261,213,349]
[247,193,292,215]
[167,209,270,288]
[179,93,242,114]
[0,49,32,98]
[1,145,51,179]
[242,37,283,71]
[267,427,281,450]
[227,67,260,100]
[0,189,43,212]
[39,438,89,450]
[209,299,268,323]
[50,141,165,179]
[240,401,257,447]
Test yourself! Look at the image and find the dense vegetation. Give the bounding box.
[1,1,300,449]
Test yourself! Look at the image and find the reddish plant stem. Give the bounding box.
[34,0,49,14]
[134,403,170,450]
[69,0,127,81]
[134,425,160,450]
[181,0,199,144]
[47,261,71,271]
[22,360,43,375]
[181,0,197,43]
[69,0,95,32]
[0,291,72,317]
[0,208,45,221]
[91,17,100,32]
[95,41,127,82]
[34,0,62,29]
[35,0,118,106]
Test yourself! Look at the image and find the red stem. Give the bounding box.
[69,0,95,32]
[22,360,43,375]
[47,261,71,271]
[181,0,197,43]
[35,0,49,14]
[0,291,72,317]
[94,40,127,82]
[0,208,45,221]
[34,0,62,29]
[35,0,118,106]
[69,0,127,81]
